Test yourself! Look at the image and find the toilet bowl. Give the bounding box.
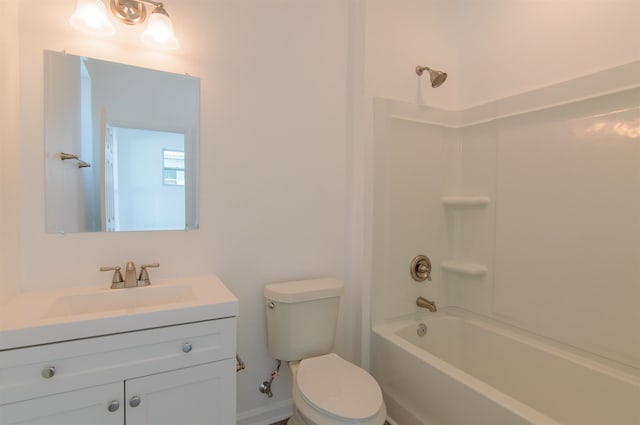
[287,354,387,425]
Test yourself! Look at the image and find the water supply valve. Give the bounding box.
[259,360,281,398]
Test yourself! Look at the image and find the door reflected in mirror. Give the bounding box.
[44,50,200,233]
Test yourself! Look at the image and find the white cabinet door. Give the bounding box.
[0,382,123,425]
[125,360,235,425]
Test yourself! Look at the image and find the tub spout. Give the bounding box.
[417,296,437,312]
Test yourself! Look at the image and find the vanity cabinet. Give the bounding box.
[0,318,236,425]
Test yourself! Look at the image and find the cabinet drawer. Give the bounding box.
[0,318,235,405]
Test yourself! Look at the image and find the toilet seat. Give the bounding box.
[296,353,384,422]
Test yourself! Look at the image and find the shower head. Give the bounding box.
[416,65,448,88]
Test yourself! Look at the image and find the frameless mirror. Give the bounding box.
[44,50,199,233]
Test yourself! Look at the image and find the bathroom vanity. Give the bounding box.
[0,276,238,425]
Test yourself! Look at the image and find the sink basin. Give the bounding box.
[0,275,238,350]
[46,284,196,317]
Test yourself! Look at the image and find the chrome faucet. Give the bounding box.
[100,261,160,288]
[123,261,137,288]
[416,296,437,312]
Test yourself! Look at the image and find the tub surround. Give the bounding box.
[372,63,640,424]
[373,63,640,370]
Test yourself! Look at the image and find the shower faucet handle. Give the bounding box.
[411,255,432,282]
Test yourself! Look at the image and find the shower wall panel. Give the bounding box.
[442,122,497,314]
[372,99,454,321]
[493,88,640,369]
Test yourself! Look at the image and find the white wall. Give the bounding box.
[362,0,640,110]
[364,0,458,111]
[0,0,21,304]
[455,0,640,109]
[7,0,353,422]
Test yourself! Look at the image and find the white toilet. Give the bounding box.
[264,278,387,425]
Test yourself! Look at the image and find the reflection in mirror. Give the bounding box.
[44,50,200,233]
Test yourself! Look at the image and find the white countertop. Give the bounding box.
[0,275,238,350]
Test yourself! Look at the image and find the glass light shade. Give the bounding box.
[69,0,116,36]
[141,12,180,50]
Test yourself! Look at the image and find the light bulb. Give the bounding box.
[69,0,115,36]
[141,9,179,50]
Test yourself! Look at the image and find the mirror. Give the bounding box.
[44,50,200,233]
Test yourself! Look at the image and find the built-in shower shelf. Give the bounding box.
[442,196,490,207]
[441,261,488,276]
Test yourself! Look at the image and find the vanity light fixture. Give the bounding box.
[69,0,180,50]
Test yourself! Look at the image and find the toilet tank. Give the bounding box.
[264,278,343,361]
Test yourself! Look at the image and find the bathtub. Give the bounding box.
[371,309,640,425]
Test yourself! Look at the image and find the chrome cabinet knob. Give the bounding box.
[182,342,193,353]
[129,396,141,408]
[107,400,120,412]
[41,366,56,379]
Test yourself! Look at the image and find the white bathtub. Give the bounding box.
[371,309,640,425]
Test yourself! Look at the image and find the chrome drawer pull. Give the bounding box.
[41,366,56,379]
[108,400,120,412]
[130,396,141,408]
[182,342,193,353]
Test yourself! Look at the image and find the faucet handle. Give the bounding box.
[417,263,432,281]
[138,263,160,286]
[411,255,432,282]
[100,266,124,288]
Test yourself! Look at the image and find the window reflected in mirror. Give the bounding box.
[163,149,185,187]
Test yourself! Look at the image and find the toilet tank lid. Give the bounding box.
[264,278,343,303]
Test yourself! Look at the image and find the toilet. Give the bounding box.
[264,278,387,425]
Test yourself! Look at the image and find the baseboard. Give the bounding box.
[236,397,395,425]
[236,399,293,425]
